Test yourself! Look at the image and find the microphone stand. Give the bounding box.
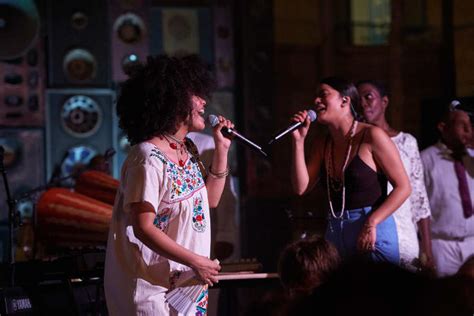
[0,146,18,287]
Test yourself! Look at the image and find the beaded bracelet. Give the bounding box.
[208,165,230,179]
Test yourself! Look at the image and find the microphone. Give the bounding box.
[208,114,268,157]
[268,110,317,145]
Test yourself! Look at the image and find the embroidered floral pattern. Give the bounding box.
[168,161,204,201]
[195,287,208,316]
[153,208,171,231]
[192,196,206,232]
[149,147,205,202]
[150,148,167,164]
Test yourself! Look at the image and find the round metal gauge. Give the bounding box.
[60,145,97,179]
[0,137,22,168]
[60,95,102,138]
[16,198,34,218]
[71,11,88,30]
[114,13,146,44]
[121,53,140,76]
[63,48,97,81]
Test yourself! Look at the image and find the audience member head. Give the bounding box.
[437,100,472,155]
[278,236,340,297]
[116,54,215,145]
[356,80,389,125]
[314,77,360,124]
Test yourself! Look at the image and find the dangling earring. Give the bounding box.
[342,97,348,107]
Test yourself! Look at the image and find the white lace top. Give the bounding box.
[388,132,431,270]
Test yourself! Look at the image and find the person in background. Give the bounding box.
[290,77,411,265]
[104,54,234,315]
[421,101,474,277]
[357,80,435,273]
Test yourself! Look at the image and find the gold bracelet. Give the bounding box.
[208,165,230,179]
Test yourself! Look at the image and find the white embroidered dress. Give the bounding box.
[388,133,431,270]
[105,142,210,315]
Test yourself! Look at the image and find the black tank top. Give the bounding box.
[321,130,387,211]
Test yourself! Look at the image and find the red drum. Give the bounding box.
[75,170,119,205]
[37,188,113,246]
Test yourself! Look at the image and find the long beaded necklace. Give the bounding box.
[327,142,344,192]
[163,134,187,167]
[325,119,358,219]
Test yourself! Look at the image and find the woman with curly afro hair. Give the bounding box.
[105,54,234,315]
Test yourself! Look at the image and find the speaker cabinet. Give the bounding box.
[109,0,150,82]
[46,89,117,181]
[0,42,45,127]
[0,128,45,221]
[47,0,111,87]
[150,6,213,65]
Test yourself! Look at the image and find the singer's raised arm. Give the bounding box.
[205,115,234,208]
[290,110,324,195]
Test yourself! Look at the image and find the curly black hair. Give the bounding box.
[117,54,216,145]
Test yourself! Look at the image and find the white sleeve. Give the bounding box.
[123,162,163,214]
[406,136,431,223]
[420,148,433,197]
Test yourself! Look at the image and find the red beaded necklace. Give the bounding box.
[162,134,187,167]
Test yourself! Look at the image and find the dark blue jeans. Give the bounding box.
[325,206,400,265]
